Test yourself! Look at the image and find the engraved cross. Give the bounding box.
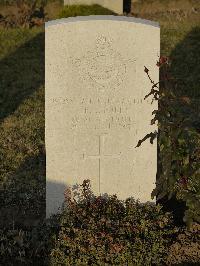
[82,135,122,193]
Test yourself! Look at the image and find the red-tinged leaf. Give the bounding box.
[179,177,188,188]
[180,96,191,105]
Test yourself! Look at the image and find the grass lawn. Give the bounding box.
[0,28,45,227]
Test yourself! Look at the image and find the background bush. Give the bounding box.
[0,0,56,5]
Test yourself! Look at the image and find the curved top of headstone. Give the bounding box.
[45,15,159,28]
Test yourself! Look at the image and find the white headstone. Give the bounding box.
[45,16,160,217]
[64,0,123,14]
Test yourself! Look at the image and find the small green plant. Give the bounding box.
[58,4,115,19]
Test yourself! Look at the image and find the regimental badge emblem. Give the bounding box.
[70,35,136,91]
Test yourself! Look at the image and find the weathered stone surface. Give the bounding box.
[64,0,123,14]
[45,16,160,217]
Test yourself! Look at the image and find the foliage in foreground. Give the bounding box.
[136,56,200,227]
[50,181,175,265]
[1,180,200,265]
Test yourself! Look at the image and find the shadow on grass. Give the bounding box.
[0,150,46,229]
[157,26,200,224]
[170,26,200,98]
[0,31,44,122]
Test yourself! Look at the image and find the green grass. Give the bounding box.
[0,3,199,227]
[0,28,45,227]
[135,0,200,11]
[58,4,115,18]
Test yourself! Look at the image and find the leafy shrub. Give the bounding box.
[137,57,200,226]
[167,223,200,265]
[49,180,177,265]
[58,4,115,19]
[1,180,199,265]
